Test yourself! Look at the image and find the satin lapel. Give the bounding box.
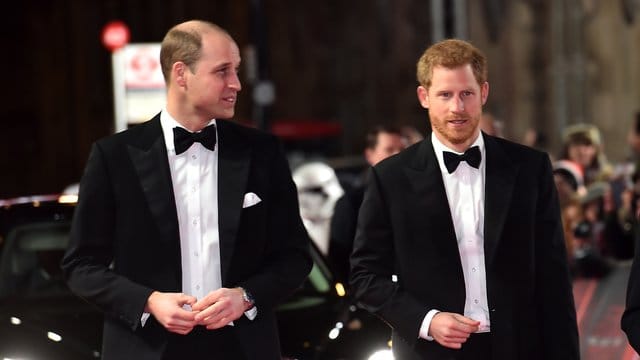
[127,118,180,246]
[403,140,461,263]
[483,135,518,265]
[216,120,251,283]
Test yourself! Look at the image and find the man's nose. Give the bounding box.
[229,72,242,91]
[450,96,465,112]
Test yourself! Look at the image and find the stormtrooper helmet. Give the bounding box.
[292,161,344,254]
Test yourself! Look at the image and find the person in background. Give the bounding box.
[622,155,640,353]
[349,38,579,359]
[561,121,636,261]
[624,111,640,220]
[553,159,586,268]
[292,161,344,255]
[575,182,614,277]
[622,115,640,350]
[521,128,550,157]
[553,159,587,207]
[559,123,613,186]
[329,125,405,281]
[401,125,426,146]
[478,112,502,138]
[61,20,311,360]
[626,112,640,173]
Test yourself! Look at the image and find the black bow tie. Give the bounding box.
[443,146,481,173]
[173,125,217,154]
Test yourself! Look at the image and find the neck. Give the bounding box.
[166,105,210,132]
[435,132,480,153]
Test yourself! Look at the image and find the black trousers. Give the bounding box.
[458,332,492,360]
[162,326,248,360]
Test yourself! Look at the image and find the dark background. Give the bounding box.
[3,0,640,198]
[2,0,436,198]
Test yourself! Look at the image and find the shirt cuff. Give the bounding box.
[419,309,440,341]
[244,306,258,320]
[141,312,150,327]
[228,305,257,326]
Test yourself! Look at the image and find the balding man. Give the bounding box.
[62,20,311,360]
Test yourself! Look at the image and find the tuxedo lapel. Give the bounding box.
[483,134,518,265]
[126,117,180,246]
[216,120,251,283]
[403,140,461,264]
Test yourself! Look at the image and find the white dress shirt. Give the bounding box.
[160,111,222,301]
[142,110,254,326]
[419,132,491,340]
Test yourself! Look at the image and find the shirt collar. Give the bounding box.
[431,131,486,174]
[160,109,217,153]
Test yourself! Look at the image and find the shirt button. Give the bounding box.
[194,251,199,257]
[474,299,479,304]
[192,186,197,193]
[196,285,200,290]
[192,154,197,160]
[192,219,198,225]
[472,267,476,272]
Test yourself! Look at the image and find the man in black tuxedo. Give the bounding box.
[61,20,311,360]
[621,113,640,351]
[349,39,579,359]
[622,243,640,352]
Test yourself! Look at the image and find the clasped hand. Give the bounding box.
[145,287,248,334]
[428,312,481,349]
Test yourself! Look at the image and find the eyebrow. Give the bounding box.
[214,62,233,69]
[212,56,240,68]
[434,88,474,94]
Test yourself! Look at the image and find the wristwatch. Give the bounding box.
[240,287,255,310]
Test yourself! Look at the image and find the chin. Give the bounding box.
[215,111,235,120]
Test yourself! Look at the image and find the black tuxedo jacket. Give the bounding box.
[62,115,312,360]
[349,133,579,359]
[622,243,640,352]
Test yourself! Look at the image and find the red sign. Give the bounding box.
[101,20,130,52]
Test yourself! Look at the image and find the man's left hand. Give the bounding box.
[192,287,247,329]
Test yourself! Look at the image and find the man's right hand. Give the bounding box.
[145,291,198,335]
[428,312,480,349]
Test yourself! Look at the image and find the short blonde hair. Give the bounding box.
[159,20,230,83]
[416,39,487,88]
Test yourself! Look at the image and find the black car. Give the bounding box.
[0,194,392,360]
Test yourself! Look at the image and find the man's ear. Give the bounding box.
[173,62,187,87]
[417,86,429,109]
[481,82,489,105]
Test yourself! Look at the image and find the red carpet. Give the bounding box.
[573,261,635,359]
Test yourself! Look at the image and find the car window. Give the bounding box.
[276,243,341,311]
[0,221,70,298]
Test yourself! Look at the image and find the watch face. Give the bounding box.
[243,288,254,305]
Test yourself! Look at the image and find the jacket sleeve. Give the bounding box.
[61,143,153,331]
[349,167,428,346]
[534,154,580,359]
[622,242,640,351]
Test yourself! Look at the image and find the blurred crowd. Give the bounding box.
[292,113,640,283]
[548,117,640,279]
